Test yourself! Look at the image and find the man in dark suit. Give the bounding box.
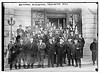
[62,40,67,64]
[43,30,49,56]
[67,39,75,66]
[30,38,38,68]
[48,38,55,67]
[90,38,97,65]
[74,39,82,68]
[78,34,85,58]
[17,25,24,37]
[56,38,64,67]
[8,40,15,70]
[54,33,59,64]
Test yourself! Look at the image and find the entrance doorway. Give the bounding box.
[47,18,66,29]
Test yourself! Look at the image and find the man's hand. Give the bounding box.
[77,48,79,49]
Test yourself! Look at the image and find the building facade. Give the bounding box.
[3,3,98,66]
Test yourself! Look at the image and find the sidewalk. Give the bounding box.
[4,63,97,72]
[4,58,97,72]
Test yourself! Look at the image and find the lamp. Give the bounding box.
[7,17,15,40]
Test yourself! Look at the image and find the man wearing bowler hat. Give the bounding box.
[37,39,46,68]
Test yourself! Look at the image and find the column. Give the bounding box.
[66,9,69,28]
[58,18,59,28]
[44,9,47,28]
[63,18,65,28]
[31,8,33,27]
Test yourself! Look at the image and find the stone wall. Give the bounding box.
[14,7,31,31]
[4,7,31,49]
[82,8,97,61]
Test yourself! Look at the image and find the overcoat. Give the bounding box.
[74,43,82,59]
[90,42,97,61]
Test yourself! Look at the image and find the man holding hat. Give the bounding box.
[37,39,46,68]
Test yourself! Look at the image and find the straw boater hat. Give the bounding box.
[60,38,64,43]
[68,39,72,42]
[30,38,33,42]
[49,38,52,42]
[74,39,78,43]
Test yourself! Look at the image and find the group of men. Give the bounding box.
[8,24,85,70]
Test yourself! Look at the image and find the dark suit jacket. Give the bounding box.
[17,28,24,36]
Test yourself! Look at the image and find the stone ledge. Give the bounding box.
[4,15,15,20]
[5,8,15,15]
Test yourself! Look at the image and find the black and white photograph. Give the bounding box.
[2,2,98,72]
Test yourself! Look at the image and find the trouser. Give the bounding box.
[38,55,44,66]
[10,51,20,69]
[92,51,96,61]
[22,45,29,64]
[17,50,25,64]
[75,58,81,67]
[57,52,63,67]
[92,51,96,65]
[22,50,27,64]
[9,57,13,70]
[63,51,66,63]
[81,47,83,58]
[48,53,54,67]
[38,50,45,68]
[10,63,13,70]
[68,59,74,66]
[54,54,56,64]
[96,50,98,68]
